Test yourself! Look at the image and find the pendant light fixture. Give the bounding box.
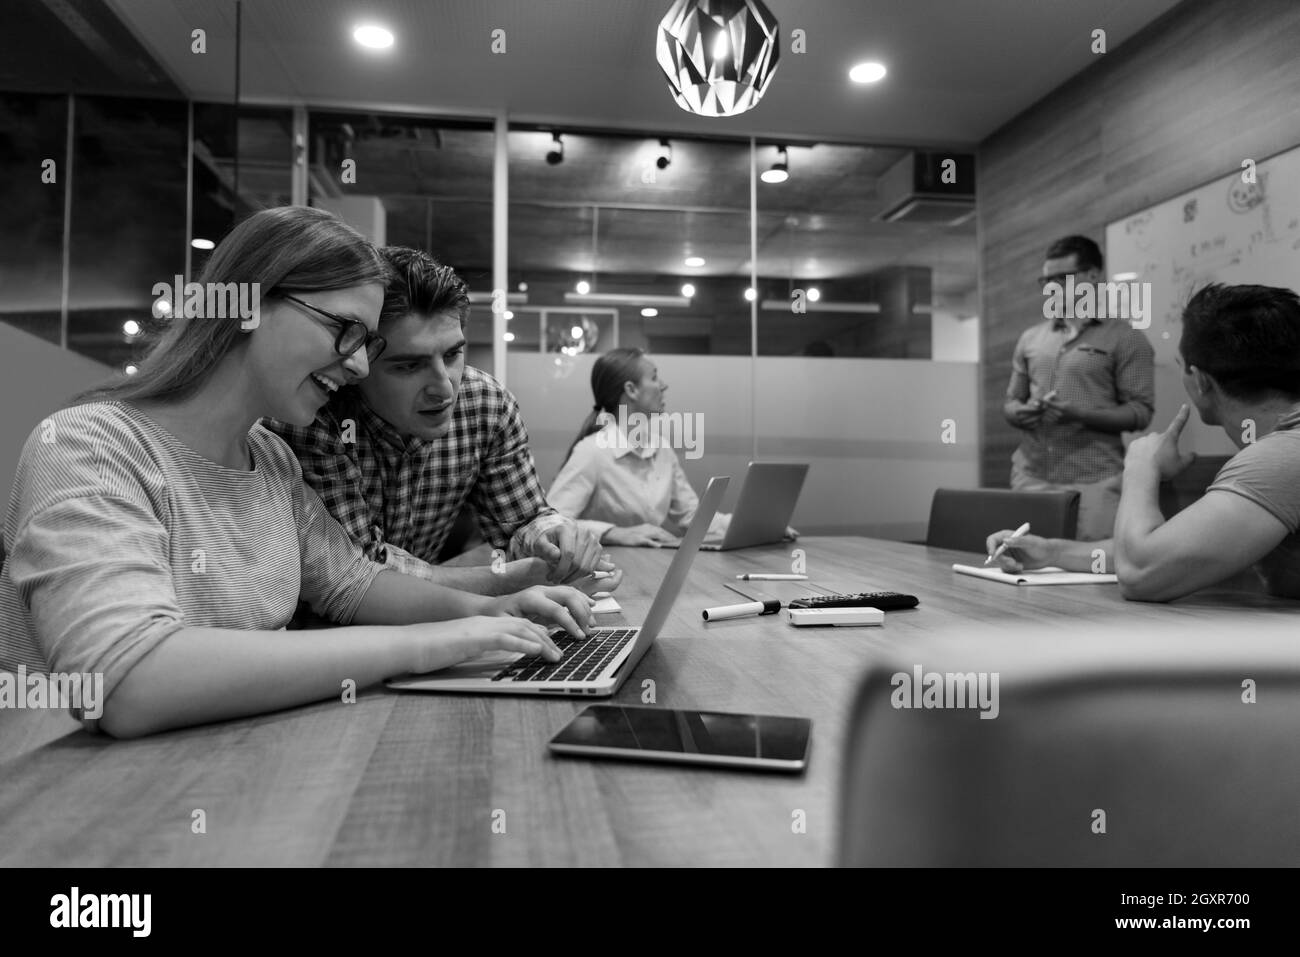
[656,0,781,117]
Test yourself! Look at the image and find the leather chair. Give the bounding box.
[838,622,1300,866]
[926,487,1080,552]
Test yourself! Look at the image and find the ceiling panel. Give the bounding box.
[106,0,1185,146]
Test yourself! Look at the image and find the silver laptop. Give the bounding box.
[386,476,730,697]
[665,462,808,551]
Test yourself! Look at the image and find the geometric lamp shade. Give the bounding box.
[655,0,781,117]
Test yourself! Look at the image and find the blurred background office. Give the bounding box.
[3,0,1297,541]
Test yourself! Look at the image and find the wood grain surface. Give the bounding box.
[1,537,1293,867]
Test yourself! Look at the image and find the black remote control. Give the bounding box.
[787,592,919,611]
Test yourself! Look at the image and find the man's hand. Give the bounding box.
[1124,403,1197,481]
[567,566,625,597]
[533,523,611,582]
[984,530,1058,573]
[488,557,553,594]
[1007,399,1046,429]
[602,524,681,547]
[1038,395,1080,425]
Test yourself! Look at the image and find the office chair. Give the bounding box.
[838,623,1300,866]
[926,487,1080,552]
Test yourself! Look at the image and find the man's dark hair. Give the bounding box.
[1180,283,1300,400]
[1045,235,1104,272]
[378,246,471,326]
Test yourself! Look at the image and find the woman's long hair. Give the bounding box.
[76,206,389,406]
[563,347,647,463]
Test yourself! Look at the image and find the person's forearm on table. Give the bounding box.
[100,623,415,738]
[1041,537,1117,572]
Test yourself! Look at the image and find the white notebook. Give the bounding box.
[952,563,1118,586]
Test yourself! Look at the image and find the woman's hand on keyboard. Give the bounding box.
[405,616,562,674]
[491,585,595,640]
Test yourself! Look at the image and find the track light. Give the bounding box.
[761,146,789,184]
[656,139,672,170]
[546,133,564,165]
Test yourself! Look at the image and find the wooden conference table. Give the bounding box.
[1,536,1295,867]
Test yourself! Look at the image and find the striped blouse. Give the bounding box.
[0,402,385,730]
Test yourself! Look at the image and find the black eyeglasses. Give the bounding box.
[1038,272,1077,289]
[278,292,387,362]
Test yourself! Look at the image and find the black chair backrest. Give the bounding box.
[926,487,1080,552]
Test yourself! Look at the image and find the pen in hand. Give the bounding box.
[985,521,1031,566]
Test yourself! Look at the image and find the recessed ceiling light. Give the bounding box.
[807,287,821,302]
[191,238,214,250]
[570,325,584,338]
[684,256,706,268]
[124,363,139,376]
[122,319,141,336]
[744,287,757,302]
[503,310,514,320]
[503,331,515,342]
[575,280,590,295]
[849,62,886,84]
[641,308,659,318]
[353,24,394,49]
[680,283,695,298]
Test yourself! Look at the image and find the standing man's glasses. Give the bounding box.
[278,292,387,362]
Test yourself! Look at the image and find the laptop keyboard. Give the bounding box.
[490,627,638,683]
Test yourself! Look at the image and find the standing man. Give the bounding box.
[1003,235,1155,540]
[266,247,614,596]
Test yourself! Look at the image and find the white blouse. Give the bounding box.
[547,419,729,541]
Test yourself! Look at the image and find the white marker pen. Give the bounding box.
[702,599,782,621]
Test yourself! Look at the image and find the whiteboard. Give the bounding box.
[1105,144,1300,454]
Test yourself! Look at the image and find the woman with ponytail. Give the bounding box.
[0,206,591,738]
[549,348,731,547]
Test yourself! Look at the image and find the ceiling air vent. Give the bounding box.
[876,151,975,226]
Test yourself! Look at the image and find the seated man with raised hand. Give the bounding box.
[265,247,617,596]
[987,283,1300,602]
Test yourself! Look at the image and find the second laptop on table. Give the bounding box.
[662,462,808,551]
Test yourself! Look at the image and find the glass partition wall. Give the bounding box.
[0,100,978,538]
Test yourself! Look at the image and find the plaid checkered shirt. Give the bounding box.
[262,366,568,581]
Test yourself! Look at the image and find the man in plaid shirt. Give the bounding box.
[265,247,614,595]
[1003,235,1155,540]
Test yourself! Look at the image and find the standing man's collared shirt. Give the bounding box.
[547,419,726,542]
[263,367,566,579]
[1007,316,1155,485]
